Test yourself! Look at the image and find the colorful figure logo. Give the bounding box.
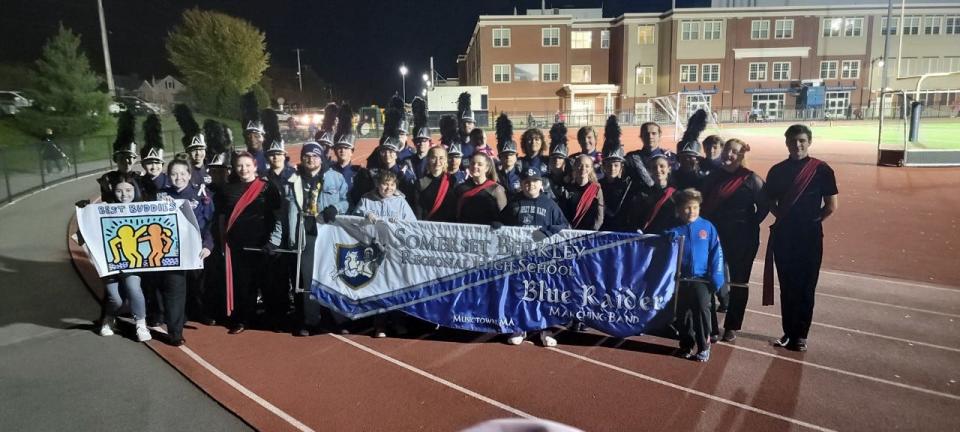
[102,215,180,271]
[333,242,384,289]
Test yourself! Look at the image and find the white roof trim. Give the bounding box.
[733,47,811,60]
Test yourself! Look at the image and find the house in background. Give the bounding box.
[136,75,187,108]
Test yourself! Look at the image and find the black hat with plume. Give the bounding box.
[495,112,516,155]
[140,114,164,162]
[549,122,568,158]
[174,104,204,151]
[601,115,624,161]
[113,111,138,156]
[262,109,284,154]
[241,91,264,134]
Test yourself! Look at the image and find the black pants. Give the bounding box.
[229,248,265,326]
[677,281,712,352]
[264,253,294,323]
[295,232,348,330]
[142,273,165,324]
[720,225,761,331]
[773,224,823,340]
[160,271,187,341]
[185,268,207,320]
[204,250,227,321]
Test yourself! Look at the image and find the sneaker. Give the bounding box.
[540,333,558,347]
[507,332,527,345]
[373,329,387,338]
[721,329,738,342]
[789,338,808,352]
[293,328,310,337]
[671,347,694,359]
[709,334,720,344]
[694,349,711,362]
[135,319,152,342]
[772,335,791,347]
[99,317,115,337]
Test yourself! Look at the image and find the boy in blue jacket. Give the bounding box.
[666,188,725,362]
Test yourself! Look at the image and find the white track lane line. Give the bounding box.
[746,281,960,319]
[751,260,960,293]
[547,347,837,432]
[745,309,960,353]
[115,317,315,432]
[330,334,537,420]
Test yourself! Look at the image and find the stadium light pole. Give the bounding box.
[867,57,885,113]
[399,65,408,102]
[97,0,115,96]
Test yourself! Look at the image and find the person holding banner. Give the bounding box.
[454,153,508,225]
[701,138,768,343]
[215,152,283,335]
[557,154,604,231]
[667,189,725,362]
[763,125,838,352]
[413,146,457,221]
[155,159,215,345]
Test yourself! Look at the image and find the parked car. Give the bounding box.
[0,91,33,116]
[109,96,159,116]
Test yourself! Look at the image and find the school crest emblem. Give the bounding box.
[333,242,384,289]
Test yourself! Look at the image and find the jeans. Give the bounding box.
[102,273,145,320]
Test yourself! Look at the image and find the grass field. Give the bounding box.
[719,118,960,150]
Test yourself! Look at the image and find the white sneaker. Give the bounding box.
[540,333,558,347]
[135,319,152,342]
[99,317,115,337]
[507,332,526,345]
[373,330,387,338]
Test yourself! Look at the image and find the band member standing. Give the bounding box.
[413,146,457,221]
[96,111,141,203]
[262,109,296,329]
[763,124,838,352]
[546,122,569,199]
[139,114,169,200]
[631,154,680,234]
[457,92,476,144]
[454,153,508,225]
[495,113,523,199]
[446,142,468,185]
[519,127,548,176]
[599,115,633,231]
[701,138,768,342]
[570,126,603,179]
[405,97,433,178]
[173,104,210,188]
[557,154,604,231]
[350,104,417,208]
[240,92,268,174]
[701,134,725,174]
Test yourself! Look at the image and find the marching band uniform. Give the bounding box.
[97,111,141,203]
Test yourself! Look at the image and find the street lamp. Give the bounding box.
[399,65,408,102]
[867,57,885,113]
[634,64,641,124]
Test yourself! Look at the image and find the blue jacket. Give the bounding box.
[667,217,725,292]
[157,184,215,251]
[500,193,569,235]
[285,167,349,248]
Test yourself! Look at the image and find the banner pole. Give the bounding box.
[672,235,685,317]
[293,211,305,294]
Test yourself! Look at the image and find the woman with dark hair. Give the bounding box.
[413,146,458,221]
[630,154,681,234]
[454,153,508,225]
[214,152,282,334]
[519,128,548,176]
[557,154,605,231]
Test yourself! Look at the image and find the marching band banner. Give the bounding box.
[76,200,205,277]
[311,216,680,338]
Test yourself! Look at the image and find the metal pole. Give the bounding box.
[880,0,894,95]
[2,149,12,203]
[402,74,406,103]
[295,48,303,93]
[97,0,116,96]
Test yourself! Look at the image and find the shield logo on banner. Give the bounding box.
[334,242,383,289]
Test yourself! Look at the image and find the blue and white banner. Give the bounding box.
[76,200,205,277]
[311,216,680,338]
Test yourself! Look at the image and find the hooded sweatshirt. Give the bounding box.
[352,190,417,221]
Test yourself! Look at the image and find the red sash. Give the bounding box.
[457,180,496,219]
[762,158,822,306]
[702,168,752,216]
[224,179,266,316]
[572,182,600,229]
[426,174,451,220]
[642,186,676,231]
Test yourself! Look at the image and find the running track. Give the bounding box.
[68,126,960,431]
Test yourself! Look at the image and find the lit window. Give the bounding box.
[571,31,592,49]
[571,65,592,83]
[636,66,654,85]
[637,25,656,45]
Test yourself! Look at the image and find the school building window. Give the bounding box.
[882,17,899,35]
[600,30,610,48]
[841,60,860,79]
[542,64,560,82]
[820,61,838,79]
[903,16,920,35]
[681,21,700,40]
[571,65,592,83]
[493,64,511,83]
[844,17,863,37]
[680,64,698,83]
[637,25,656,45]
[751,20,769,39]
[704,20,722,40]
[542,28,560,47]
[748,62,767,81]
[825,92,851,117]
[636,66,654,85]
[775,19,794,39]
[823,18,843,37]
[571,31,592,49]
[686,95,712,115]
[752,94,785,119]
[946,16,960,35]
[772,62,791,81]
[493,28,511,47]
[924,16,942,35]
[701,64,720,82]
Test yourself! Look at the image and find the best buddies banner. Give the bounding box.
[311,216,680,338]
[76,200,204,277]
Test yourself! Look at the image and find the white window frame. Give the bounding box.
[825,91,851,117]
[903,16,920,35]
[946,16,960,35]
[542,27,560,47]
[823,18,843,37]
[701,64,720,83]
[680,64,698,83]
[637,25,656,45]
[751,20,770,39]
[820,61,839,79]
[571,65,592,83]
[571,31,592,49]
[493,28,511,47]
[748,62,768,81]
[600,30,610,48]
[841,60,860,79]
[844,17,863,37]
[775,19,794,39]
[542,63,560,82]
[685,95,712,117]
[681,21,701,41]
[635,66,654,85]
[772,62,791,81]
[882,17,899,35]
[493,64,511,83]
[703,20,722,40]
[752,94,785,119]
[924,16,942,35]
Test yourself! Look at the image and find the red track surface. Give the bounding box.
[69,124,960,431]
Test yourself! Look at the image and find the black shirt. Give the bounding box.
[763,157,838,228]
[413,173,457,222]
[215,179,282,248]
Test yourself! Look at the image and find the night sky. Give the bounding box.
[1,0,706,106]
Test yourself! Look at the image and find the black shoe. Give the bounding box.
[294,328,310,337]
[228,324,245,335]
[717,306,728,313]
[788,338,808,352]
[199,317,217,326]
[671,347,694,359]
[772,335,790,347]
[721,329,738,342]
[709,334,720,344]
[170,337,186,347]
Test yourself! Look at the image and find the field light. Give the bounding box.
[399,65,408,76]
[313,114,322,124]
[422,89,427,97]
